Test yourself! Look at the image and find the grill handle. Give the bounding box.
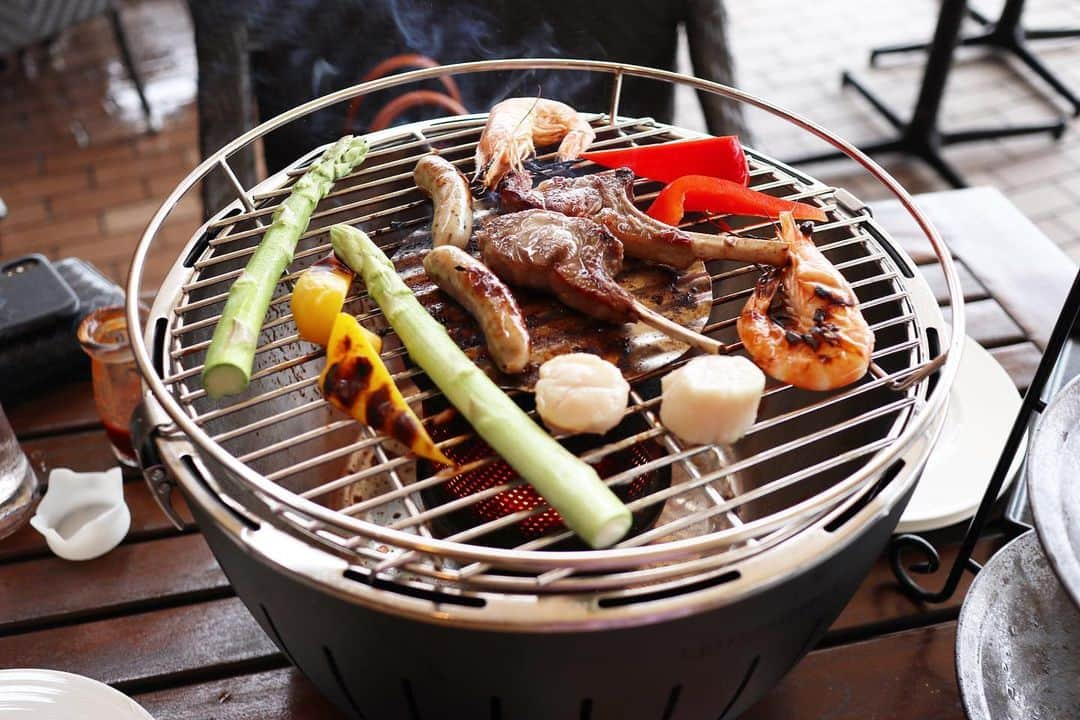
[130,398,186,531]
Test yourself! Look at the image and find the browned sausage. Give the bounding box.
[414,154,472,249]
[422,245,531,374]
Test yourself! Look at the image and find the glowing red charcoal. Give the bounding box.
[420,411,669,546]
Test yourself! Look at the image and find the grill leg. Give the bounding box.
[108,6,156,132]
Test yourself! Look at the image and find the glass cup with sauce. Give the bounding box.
[77,306,145,468]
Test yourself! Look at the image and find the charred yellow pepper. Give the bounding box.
[319,312,451,465]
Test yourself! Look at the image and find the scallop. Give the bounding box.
[660,355,765,445]
[535,353,630,435]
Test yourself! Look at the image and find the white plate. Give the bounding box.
[0,669,154,719]
[896,335,1025,534]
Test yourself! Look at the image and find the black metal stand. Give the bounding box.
[888,269,1080,603]
[871,0,1080,117]
[787,0,1067,188]
[107,6,156,132]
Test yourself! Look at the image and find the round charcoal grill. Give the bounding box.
[128,60,964,720]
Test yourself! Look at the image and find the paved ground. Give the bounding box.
[716,0,1080,256]
[1,0,1078,292]
[0,0,198,290]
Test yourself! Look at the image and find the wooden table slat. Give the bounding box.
[0,475,193,563]
[22,428,133,478]
[744,622,962,719]
[0,597,279,690]
[874,187,1076,349]
[135,667,343,720]
[988,341,1042,393]
[0,533,227,633]
[915,259,987,306]
[7,380,102,438]
[942,298,1026,348]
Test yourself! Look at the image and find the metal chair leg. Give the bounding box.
[914,143,966,189]
[840,71,906,130]
[942,118,1067,145]
[1024,27,1080,41]
[869,40,934,66]
[867,0,1080,117]
[107,6,155,132]
[786,0,1070,186]
[1008,41,1080,117]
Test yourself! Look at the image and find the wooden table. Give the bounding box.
[0,188,1074,719]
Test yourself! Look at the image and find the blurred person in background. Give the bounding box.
[191,0,747,177]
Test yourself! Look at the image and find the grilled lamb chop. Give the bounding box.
[476,210,634,324]
[500,167,788,269]
[476,210,722,354]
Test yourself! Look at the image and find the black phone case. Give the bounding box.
[0,254,79,342]
[0,258,125,404]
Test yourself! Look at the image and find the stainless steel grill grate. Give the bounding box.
[129,60,962,602]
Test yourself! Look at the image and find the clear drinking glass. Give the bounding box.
[0,402,39,539]
[78,306,144,468]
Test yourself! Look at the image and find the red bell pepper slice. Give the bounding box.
[581,136,749,186]
[646,175,827,226]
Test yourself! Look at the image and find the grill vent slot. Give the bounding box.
[344,569,486,608]
[180,454,258,530]
[717,656,759,720]
[183,208,239,268]
[323,646,367,719]
[598,571,740,608]
[402,678,421,720]
[151,316,167,379]
[661,684,683,720]
[825,459,906,533]
[259,603,293,664]
[870,221,916,279]
[925,327,942,398]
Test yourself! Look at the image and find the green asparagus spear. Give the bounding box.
[202,136,369,399]
[330,224,632,550]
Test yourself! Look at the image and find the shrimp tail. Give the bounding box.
[777,212,799,242]
[555,125,596,162]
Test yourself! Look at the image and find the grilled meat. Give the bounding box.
[423,245,531,374]
[475,209,724,356]
[475,209,636,324]
[414,154,472,249]
[500,167,789,269]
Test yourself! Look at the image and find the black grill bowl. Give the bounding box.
[177,448,919,720]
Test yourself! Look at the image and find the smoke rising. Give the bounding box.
[245,0,683,170]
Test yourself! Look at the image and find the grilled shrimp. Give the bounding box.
[737,212,873,391]
[473,97,595,192]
